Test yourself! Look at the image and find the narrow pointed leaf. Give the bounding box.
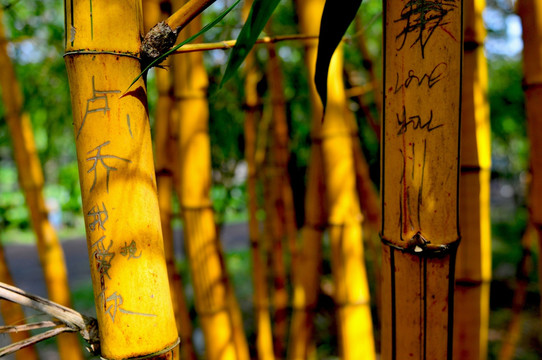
[315,0,363,109]
[125,0,241,93]
[220,0,281,86]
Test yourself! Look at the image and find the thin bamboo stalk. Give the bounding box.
[321,46,375,360]
[286,1,328,358]
[172,34,319,54]
[294,0,376,358]
[261,165,288,358]
[171,2,249,358]
[64,1,179,358]
[265,39,298,359]
[381,1,463,359]
[454,0,491,358]
[143,2,198,359]
[242,3,275,357]
[0,7,83,359]
[498,224,535,360]
[0,241,38,360]
[518,0,542,325]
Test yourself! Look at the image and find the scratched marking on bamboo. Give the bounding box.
[398,139,427,240]
[91,236,115,279]
[76,77,121,139]
[395,0,457,58]
[98,289,157,322]
[87,202,108,231]
[126,114,133,138]
[89,0,94,40]
[120,240,142,259]
[86,141,131,193]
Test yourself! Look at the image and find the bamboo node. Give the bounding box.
[380,233,461,257]
[141,21,178,68]
[99,337,180,360]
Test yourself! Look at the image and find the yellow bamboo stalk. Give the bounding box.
[64,1,179,358]
[142,2,198,360]
[242,3,275,358]
[518,0,542,324]
[453,0,491,359]
[345,109,383,329]
[498,224,535,360]
[171,2,249,359]
[321,45,375,360]
[381,1,463,359]
[294,0,376,358]
[0,8,83,360]
[286,1,331,358]
[0,241,38,360]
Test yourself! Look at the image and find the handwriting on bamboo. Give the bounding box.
[120,240,142,259]
[397,107,443,135]
[87,202,108,231]
[76,77,121,139]
[395,0,457,58]
[393,62,447,94]
[98,289,156,322]
[91,236,115,279]
[86,141,131,193]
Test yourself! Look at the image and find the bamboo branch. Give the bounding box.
[166,0,216,33]
[0,282,100,354]
[172,34,319,53]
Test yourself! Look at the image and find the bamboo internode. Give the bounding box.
[171,1,249,358]
[64,1,179,358]
[381,0,463,358]
[454,0,492,358]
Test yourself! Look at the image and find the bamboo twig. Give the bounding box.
[172,34,319,53]
[0,282,100,354]
[0,326,75,357]
[0,320,60,333]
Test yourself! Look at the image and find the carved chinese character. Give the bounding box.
[120,240,142,260]
[86,141,131,193]
[87,202,109,231]
[76,76,121,139]
[91,236,115,279]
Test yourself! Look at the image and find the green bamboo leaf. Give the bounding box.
[125,0,241,94]
[315,0,363,109]
[220,0,281,86]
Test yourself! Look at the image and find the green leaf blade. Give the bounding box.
[315,0,363,110]
[220,0,281,86]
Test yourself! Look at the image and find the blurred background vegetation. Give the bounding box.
[0,0,539,358]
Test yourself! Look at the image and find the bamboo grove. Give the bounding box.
[0,0,541,359]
